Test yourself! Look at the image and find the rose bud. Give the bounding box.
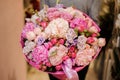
[58,38,65,44]
[55,65,62,71]
[92,33,98,37]
[51,38,57,45]
[62,56,69,61]
[44,43,50,49]
[69,46,75,52]
[88,26,98,33]
[26,31,36,41]
[72,52,76,58]
[98,38,106,47]
[87,37,95,44]
[40,21,48,28]
[46,62,52,67]
[41,65,47,71]
[68,52,72,57]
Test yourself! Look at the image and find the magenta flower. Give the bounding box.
[70,18,87,31]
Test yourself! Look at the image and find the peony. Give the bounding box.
[45,18,69,38]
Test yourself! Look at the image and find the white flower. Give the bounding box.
[31,14,39,23]
[77,35,87,44]
[34,27,42,35]
[77,35,87,50]
[64,7,76,16]
[26,31,36,41]
[45,18,69,38]
[48,45,68,66]
[98,38,106,47]
[66,28,77,43]
[23,41,36,55]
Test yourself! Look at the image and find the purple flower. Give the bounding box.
[37,37,45,45]
[66,28,77,43]
[55,4,65,8]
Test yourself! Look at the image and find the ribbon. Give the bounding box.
[62,59,79,80]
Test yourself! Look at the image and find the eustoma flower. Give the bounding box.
[48,45,68,66]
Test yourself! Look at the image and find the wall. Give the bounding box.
[0,0,26,80]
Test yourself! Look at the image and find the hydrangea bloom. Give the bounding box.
[32,45,48,64]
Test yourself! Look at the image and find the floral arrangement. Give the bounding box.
[21,4,106,80]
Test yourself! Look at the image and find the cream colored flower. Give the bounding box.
[45,18,69,38]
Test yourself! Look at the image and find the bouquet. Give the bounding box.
[20,4,106,80]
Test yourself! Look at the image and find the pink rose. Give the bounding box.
[87,37,95,44]
[58,38,65,44]
[40,21,48,29]
[88,26,99,33]
[55,65,62,71]
[51,38,58,45]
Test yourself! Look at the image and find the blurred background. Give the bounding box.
[0,0,120,80]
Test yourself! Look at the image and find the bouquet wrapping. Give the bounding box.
[20,4,106,80]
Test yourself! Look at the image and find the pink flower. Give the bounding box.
[62,56,69,61]
[46,62,52,67]
[75,48,95,66]
[48,45,68,66]
[92,33,98,37]
[58,38,65,44]
[71,52,76,58]
[60,12,73,21]
[51,38,58,45]
[44,42,53,49]
[47,11,61,21]
[88,26,99,33]
[22,22,35,38]
[47,8,58,13]
[40,21,48,29]
[69,46,75,52]
[32,45,48,65]
[87,37,95,44]
[55,65,62,71]
[70,18,87,31]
